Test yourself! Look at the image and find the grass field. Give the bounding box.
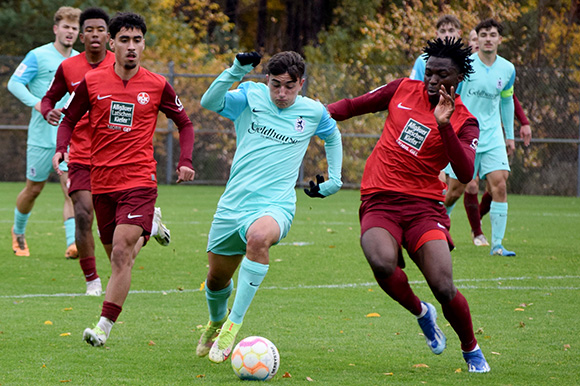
[1,182,579,385]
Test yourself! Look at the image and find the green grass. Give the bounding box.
[1,182,579,385]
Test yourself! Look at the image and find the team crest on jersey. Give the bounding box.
[496,78,503,90]
[470,138,478,150]
[295,116,305,133]
[137,92,150,105]
[397,118,431,156]
[175,95,184,111]
[109,101,134,131]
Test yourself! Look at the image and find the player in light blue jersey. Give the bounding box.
[7,6,80,258]
[409,15,462,81]
[197,51,343,363]
[445,19,517,256]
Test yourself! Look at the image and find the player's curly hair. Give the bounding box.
[266,51,305,81]
[423,37,474,78]
[109,12,147,39]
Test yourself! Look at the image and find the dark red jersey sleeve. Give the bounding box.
[514,95,530,126]
[159,82,194,170]
[41,64,68,118]
[56,80,91,154]
[327,78,404,121]
[439,117,479,183]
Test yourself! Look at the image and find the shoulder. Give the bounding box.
[496,55,515,71]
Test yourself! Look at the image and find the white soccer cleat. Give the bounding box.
[85,278,102,296]
[152,207,171,246]
[472,233,490,247]
[83,326,107,347]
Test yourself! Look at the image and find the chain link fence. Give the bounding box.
[1,56,579,196]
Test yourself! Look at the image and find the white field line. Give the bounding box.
[1,275,579,299]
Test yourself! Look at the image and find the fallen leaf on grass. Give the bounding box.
[306,376,314,381]
[383,372,393,376]
[454,368,462,373]
[368,289,373,292]
[366,312,381,318]
[491,352,501,355]
[475,327,484,334]
[282,372,292,378]
[44,321,53,325]
[59,380,71,383]
[196,374,205,378]
[63,308,73,311]
[59,332,71,337]
[348,363,355,366]
[519,321,526,328]
[148,340,156,346]
[412,364,429,368]
[564,344,571,351]
[42,364,47,368]
[177,286,184,291]
[199,282,205,291]
[514,308,525,312]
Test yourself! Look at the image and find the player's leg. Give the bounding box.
[464,178,488,246]
[151,207,171,246]
[479,182,492,219]
[71,189,100,295]
[486,169,514,256]
[444,177,467,216]
[12,179,45,256]
[59,171,77,258]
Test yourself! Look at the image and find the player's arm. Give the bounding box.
[7,52,41,110]
[327,78,404,121]
[514,94,532,146]
[41,64,69,126]
[500,69,516,154]
[200,52,261,120]
[160,82,195,183]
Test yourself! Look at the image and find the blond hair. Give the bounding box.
[54,6,81,25]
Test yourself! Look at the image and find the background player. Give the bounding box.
[7,6,80,258]
[53,12,195,346]
[328,38,490,373]
[197,51,343,364]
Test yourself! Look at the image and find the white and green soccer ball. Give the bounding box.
[231,336,280,381]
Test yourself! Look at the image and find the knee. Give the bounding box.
[246,231,273,254]
[432,282,457,304]
[110,247,132,270]
[74,206,93,230]
[364,252,398,279]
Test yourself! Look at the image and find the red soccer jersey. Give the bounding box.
[57,64,194,194]
[41,51,115,165]
[329,78,479,201]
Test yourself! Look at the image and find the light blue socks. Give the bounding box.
[13,208,31,235]
[490,201,508,247]
[230,257,269,324]
[64,217,75,247]
[205,279,234,322]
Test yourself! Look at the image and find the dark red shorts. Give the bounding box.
[68,162,91,196]
[92,187,157,245]
[359,192,454,255]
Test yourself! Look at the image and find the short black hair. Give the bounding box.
[424,37,474,78]
[475,18,504,36]
[266,51,305,82]
[80,7,109,30]
[109,12,147,39]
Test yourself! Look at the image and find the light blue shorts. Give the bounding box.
[206,206,293,256]
[447,145,510,180]
[26,145,67,182]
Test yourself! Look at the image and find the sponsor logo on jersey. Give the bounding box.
[248,122,299,144]
[295,116,305,133]
[14,63,27,77]
[137,92,150,105]
[109,101,134,131]
[397,118,431,156]
[466,88,496,100]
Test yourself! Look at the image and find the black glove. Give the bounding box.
[236,52,262,67]
[304,174,326,198]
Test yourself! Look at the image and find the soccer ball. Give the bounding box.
[231,336,280,381]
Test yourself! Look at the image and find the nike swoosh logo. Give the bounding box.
[127,213,143,219]
[397,102,412,110]
[252,108,264,113]
[249,282,260,287]
[71,81,81,86]
[97,94,112,100]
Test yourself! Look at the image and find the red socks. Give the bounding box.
[376,266,422,316]
[79,257,99,282]
[101,301,123,323]
[479,191,492,219]
[464,193,483,236]
[441,291,477,352]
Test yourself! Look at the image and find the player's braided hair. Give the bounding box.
[423,37,474,79]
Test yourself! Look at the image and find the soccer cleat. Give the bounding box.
[417,302,447,355]
[490,245,516,256]
[196,313,229,357]
[11,226,30,257]
[83,326,107,347]
[463,344,491,373]
[472,232,490,247]
[65,243,79,259]
[152,207,171,246]
[85,278,102,296]
[208,318,242,363]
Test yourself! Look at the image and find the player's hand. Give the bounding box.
[434,85,455,127]
[176,166,195,184]
[304,174,326,198]
[506,139,515,156]
[236,52,262,67]
[52,151,66,175]
[520,124,532,146]
[45,108,63,126]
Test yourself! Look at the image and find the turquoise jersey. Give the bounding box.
[457,53,515,153]
[409,53,427,81]
[7,43,78,148]
[201,59,343,217]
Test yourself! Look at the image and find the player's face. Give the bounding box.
[53,19,80,48]
[424,56,463,106]
[469,30,479,52]
[478,27,502,54]
[110,27,145,70]
[436,23,461,41]
[267,73,305,109]
[80,18,109,55]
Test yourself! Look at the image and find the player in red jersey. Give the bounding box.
[328,38,490,373]
[52,12,195,347]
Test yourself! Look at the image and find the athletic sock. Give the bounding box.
[151,220,159,237]
[79,256,99,282]
[479,191,492,219]
[230,257,269,324]
[14,208,31,235]
[64,217,75,247]
[490,201,508,247]
[464,193,483,236]
[101,301,122,323]
[445,202,456,217]
[96,316,114,338]
[206,279,234,322]
[375,266,422,316]
[441,290,477,352]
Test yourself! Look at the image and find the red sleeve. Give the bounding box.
[159,82,194,170]
[56,80,91,154]
[327,78,405,121]
[438,117,479,184]
[41,64,68,118]
[514,95,529,126]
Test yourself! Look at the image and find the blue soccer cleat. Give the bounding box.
[463,344,491,373]
[490,245,516,256]
[417,301,446,355]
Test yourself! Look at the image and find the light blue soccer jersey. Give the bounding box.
[409,53,427,81]
[457,53,515,153]
[8,43,78,148]
[201,60,342,218]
